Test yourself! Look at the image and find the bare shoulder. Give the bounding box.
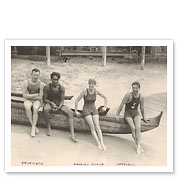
[40,81,45,87]
[44,83,50,90]
[60,85,65,92]
[125,92,132,98]
[23,80,28,86]
[140,93,144,100]
[83,89,87,94]
[40,80,44,85]
[80,89,87,96]
[123,92,132,103]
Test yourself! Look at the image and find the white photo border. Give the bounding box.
[5,39,173,172]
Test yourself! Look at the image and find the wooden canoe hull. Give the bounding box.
[11,101,163,134]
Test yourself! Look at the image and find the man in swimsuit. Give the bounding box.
[23,68,44,137]
[43,72,77,142]
[116,81,148,154]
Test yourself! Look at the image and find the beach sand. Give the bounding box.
[11,58,167,166]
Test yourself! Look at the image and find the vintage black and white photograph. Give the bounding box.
[5,40,173,172]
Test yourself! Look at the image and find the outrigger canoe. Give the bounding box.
[11,92,163,134]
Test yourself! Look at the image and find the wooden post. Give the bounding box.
[11,46,18,58]
[102,46,106,66]
[46,46,50,66]
[141,46,145,70]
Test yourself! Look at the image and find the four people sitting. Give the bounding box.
[22,68,147,153]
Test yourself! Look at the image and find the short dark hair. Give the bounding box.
[31,68,40,74]
[50,72,61,79]
[132,81,140,88]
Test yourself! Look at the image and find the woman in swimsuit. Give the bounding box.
[75,79,108,150]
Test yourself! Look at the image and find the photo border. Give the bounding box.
[5,39,173,172]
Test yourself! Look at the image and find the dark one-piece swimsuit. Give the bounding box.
[82,89,98,117]
[124,93,140,118]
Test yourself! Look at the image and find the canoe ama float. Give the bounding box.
[11,93,163,134]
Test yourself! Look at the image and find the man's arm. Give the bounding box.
[140,95,149,122]
[35,82,44,100]
[58,85,65,109]
[22,80,39,99]
[116,93,130,118]
[140,95,145,119]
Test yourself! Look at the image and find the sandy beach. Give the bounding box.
[11,58,167,166]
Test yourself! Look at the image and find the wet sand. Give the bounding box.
[11,59,167,166]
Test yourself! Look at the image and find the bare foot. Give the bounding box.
[97,144,102,150]
[35,127,39,134]
[31,128,35,137]
[101,144,107,151]
[47,128,51,136]
[136,147,141,155]
[71,136,77,143]
[140,146,144,153]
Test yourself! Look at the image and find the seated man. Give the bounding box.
[23,68,44,137]
[116,81,148,154]
[43,72,77,142]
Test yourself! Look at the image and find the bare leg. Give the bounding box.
[43,103,52,136]
[134,116,143,153]
[31,101,41,136]
[125,117,137,145]
[92,115,106,151]
[85,115,102,149]
[24,100,34,136]
[24,100,33,125]
[60,105,77,142]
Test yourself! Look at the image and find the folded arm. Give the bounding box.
[22,80,39,99]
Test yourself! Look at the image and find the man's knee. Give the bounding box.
[33,105,40,113]
[43,104,51,113]
[67,110,73,118]
[24,101,32,111]
[61,106,73,118]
